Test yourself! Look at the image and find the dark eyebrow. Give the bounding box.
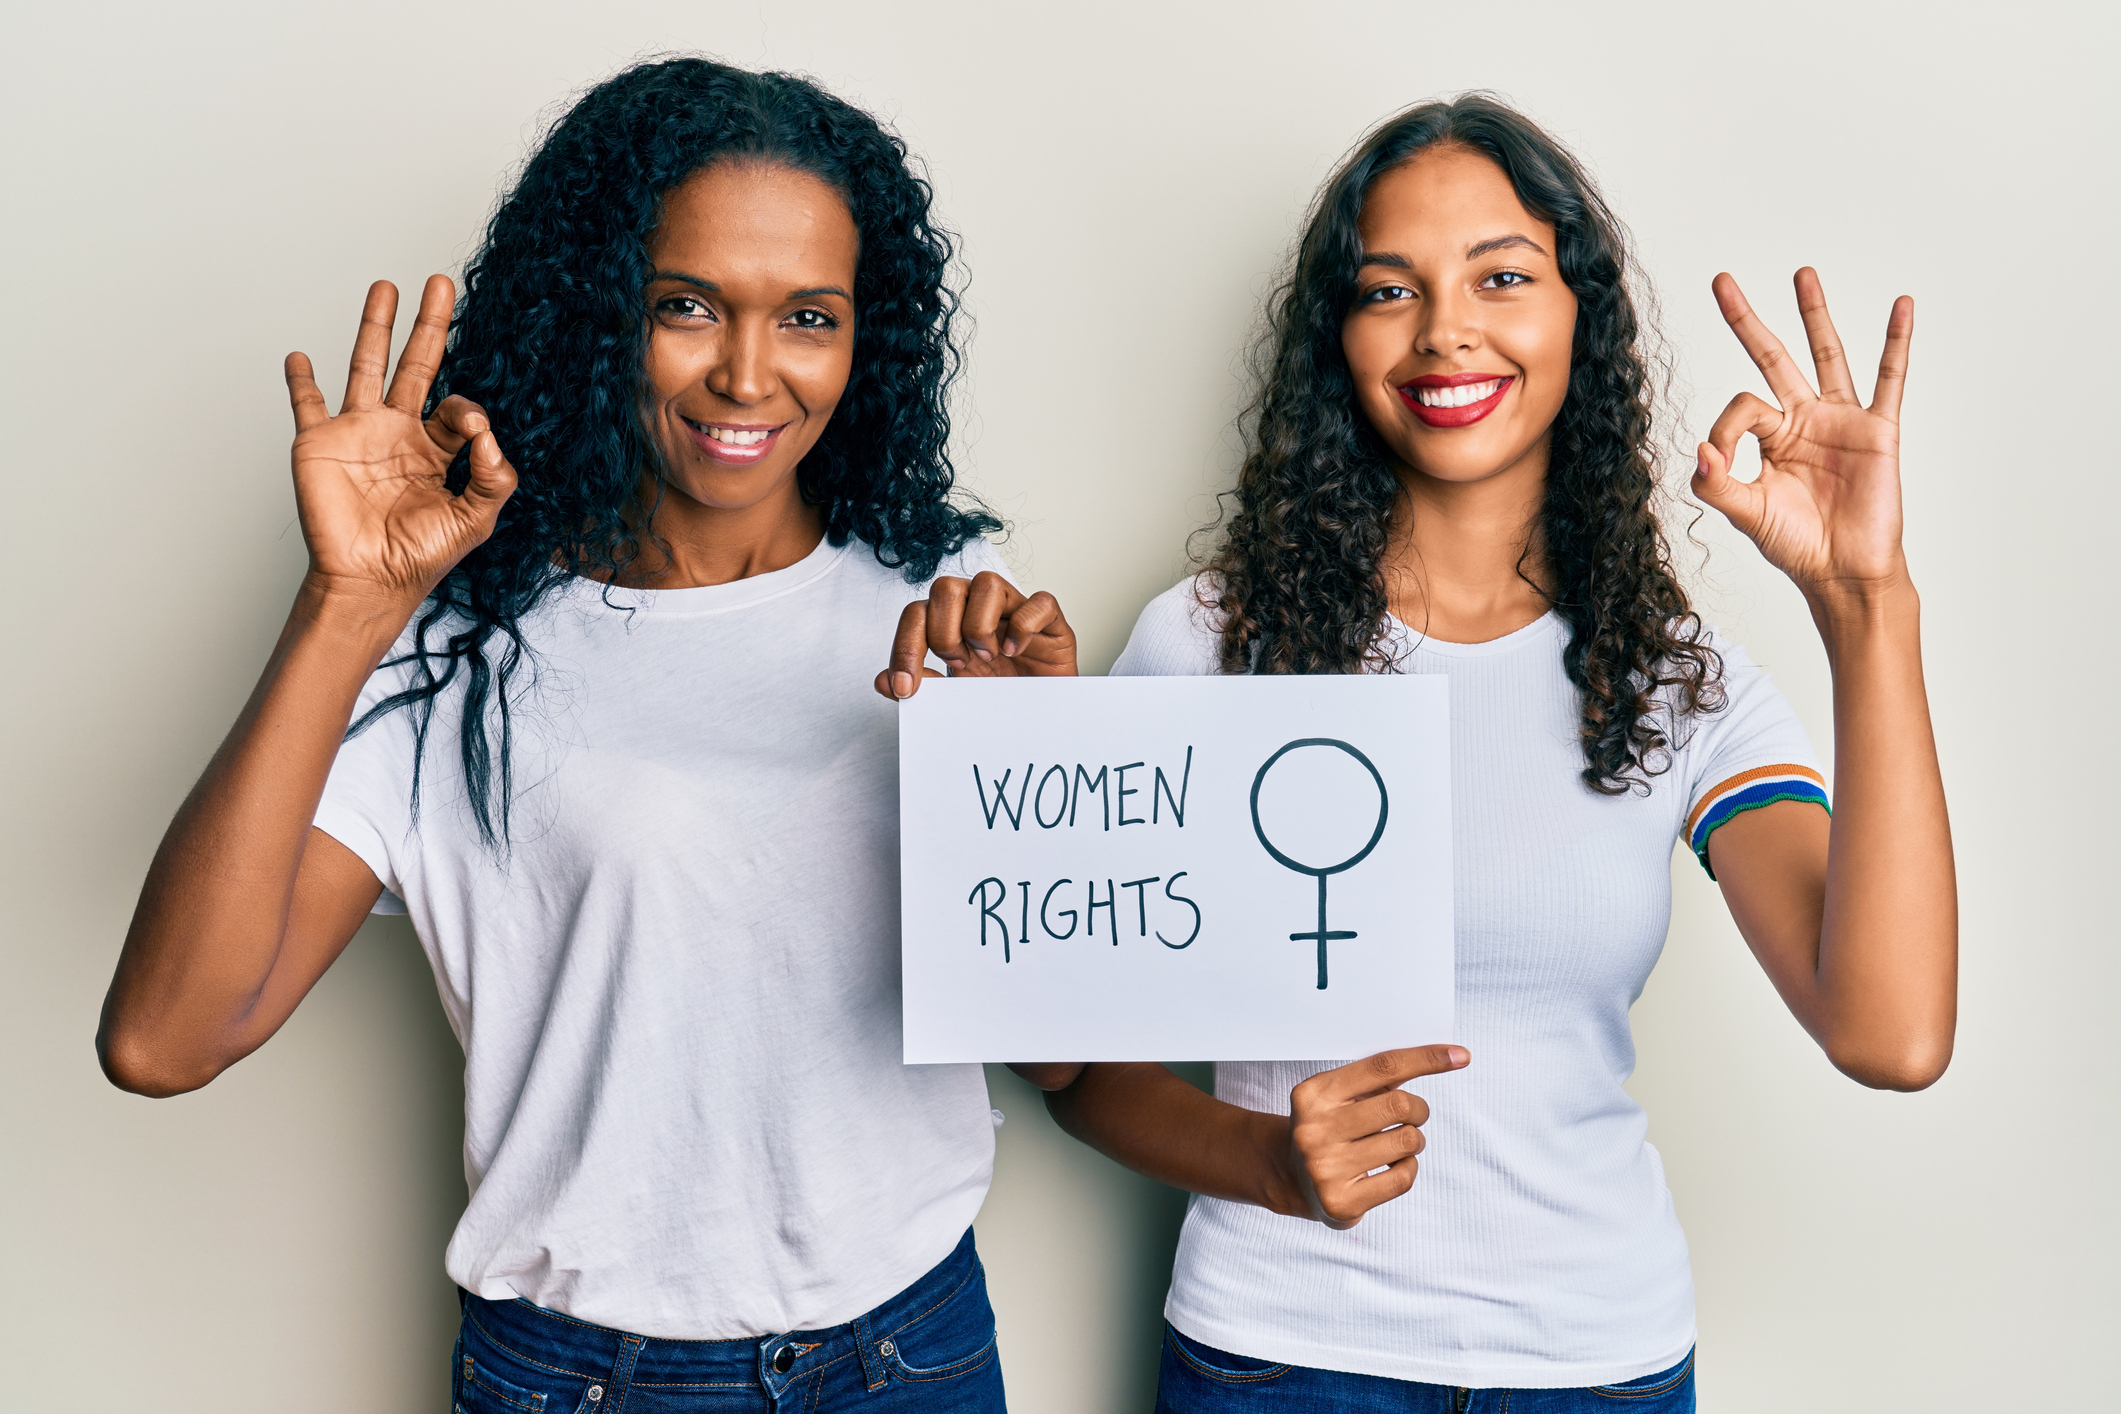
[1466,234,1547,259]
[1357,251,1412,270]
[649,270,720,292]
[647,272,851,303]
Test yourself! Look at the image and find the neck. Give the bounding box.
[606,475,826,590]
[1382,441,1552,644]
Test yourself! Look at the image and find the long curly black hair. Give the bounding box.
[352,57,1000,843]
[1207,94,1719,794]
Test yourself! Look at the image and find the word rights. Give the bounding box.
[897,675,1454,1062]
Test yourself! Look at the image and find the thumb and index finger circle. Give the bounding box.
[458,430,517,512]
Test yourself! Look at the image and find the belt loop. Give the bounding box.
[853,1311,888,1392]
[601,1332,647,1414]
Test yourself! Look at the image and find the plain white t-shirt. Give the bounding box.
[314,534,1008,1340]
[1111,575,1826,1389]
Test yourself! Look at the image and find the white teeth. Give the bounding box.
[1415,379,1502,408]
[704,425,770,447]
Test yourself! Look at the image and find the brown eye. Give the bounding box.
[786,308,838,330]
[659,295,713,320]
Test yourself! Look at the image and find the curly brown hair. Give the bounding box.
[1206,94,1720,794]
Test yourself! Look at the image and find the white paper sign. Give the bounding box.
[898,675,1453,1062]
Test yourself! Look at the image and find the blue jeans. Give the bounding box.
[452,1229,1006,1412]
[1155,1325,1694,1412]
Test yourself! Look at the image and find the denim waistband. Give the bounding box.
[459,1228,981,1399]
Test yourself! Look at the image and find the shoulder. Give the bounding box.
[1111,574,1228,677]
[1669,624,1822,786]
[1677,626,1786,720]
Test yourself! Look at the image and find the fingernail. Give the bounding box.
[892,671,913,698]
[1446,1046,1469,1067]
[972,644,993,662]
[1695,451,1707,477]
[1001,637,1020,657]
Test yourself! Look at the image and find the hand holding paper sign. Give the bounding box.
[875,571,1079,700]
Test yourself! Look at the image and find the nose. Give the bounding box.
[1413,284,1479,358]
[706,318,776,406]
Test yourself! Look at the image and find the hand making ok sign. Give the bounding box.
[1692,267,1914,596]
[284,274,517,618]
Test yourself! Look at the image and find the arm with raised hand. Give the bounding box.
[1689,268,1956,1091]
[98,276,516,1096]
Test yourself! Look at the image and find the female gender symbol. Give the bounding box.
[1249,738,1390,990]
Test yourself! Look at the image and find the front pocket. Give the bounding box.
[459,1353,550,1413]
[1164,1326,1292,1385]
[880,1328,999,1383]
[875,1252,1002,1385]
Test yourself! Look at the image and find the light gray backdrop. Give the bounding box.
[2,1,2112,1409]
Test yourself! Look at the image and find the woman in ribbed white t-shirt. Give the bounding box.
[882,95,1954,1409]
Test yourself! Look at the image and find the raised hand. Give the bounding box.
[874,570,1078,700]
[285,276,516,618]
[1693,269,1913,595]
[1279,1045,1469,1229]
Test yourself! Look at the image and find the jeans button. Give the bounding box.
[586,1386,602,1402]
[773,1345,797,1373]
[879,1339,897,1357]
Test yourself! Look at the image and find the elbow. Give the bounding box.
[95,1021,222,1098]
[1826,1034,1954,1092]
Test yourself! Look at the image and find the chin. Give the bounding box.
[1400,444,1519,485]
[663,466,791,512]
[1396,423,1546,486]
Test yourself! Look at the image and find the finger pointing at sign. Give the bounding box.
[1286,1045,1470,1229]
[875,570,1079,700]
[1044,1044,1469,1229]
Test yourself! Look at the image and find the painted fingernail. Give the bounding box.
[892,671,913,698]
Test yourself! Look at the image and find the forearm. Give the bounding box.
[1807,571,1957,1084]
[101,581,408,1091]
[1044,1063,1304,1215]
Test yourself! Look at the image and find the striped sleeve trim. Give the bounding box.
[1686,764,1830,879]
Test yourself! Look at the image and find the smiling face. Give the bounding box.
[638,160,859,516]
[1342,144,1577,489]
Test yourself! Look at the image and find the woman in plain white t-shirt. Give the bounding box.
[884,95,1955,1409]
[99,58,1049,1413]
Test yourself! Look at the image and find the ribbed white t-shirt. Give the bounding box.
[314,535,1007,1340]
[1111,576,1825,1388]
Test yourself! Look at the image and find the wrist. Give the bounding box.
[1245,1110,1309,1217]
[290,574,422,656]
[1800,564,1920,639]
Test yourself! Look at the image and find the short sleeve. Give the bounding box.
[1676,634,1829,880]
[313,654,421,915]
[1110,575,1226,677]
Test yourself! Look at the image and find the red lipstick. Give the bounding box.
[1397,372,1514,428]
